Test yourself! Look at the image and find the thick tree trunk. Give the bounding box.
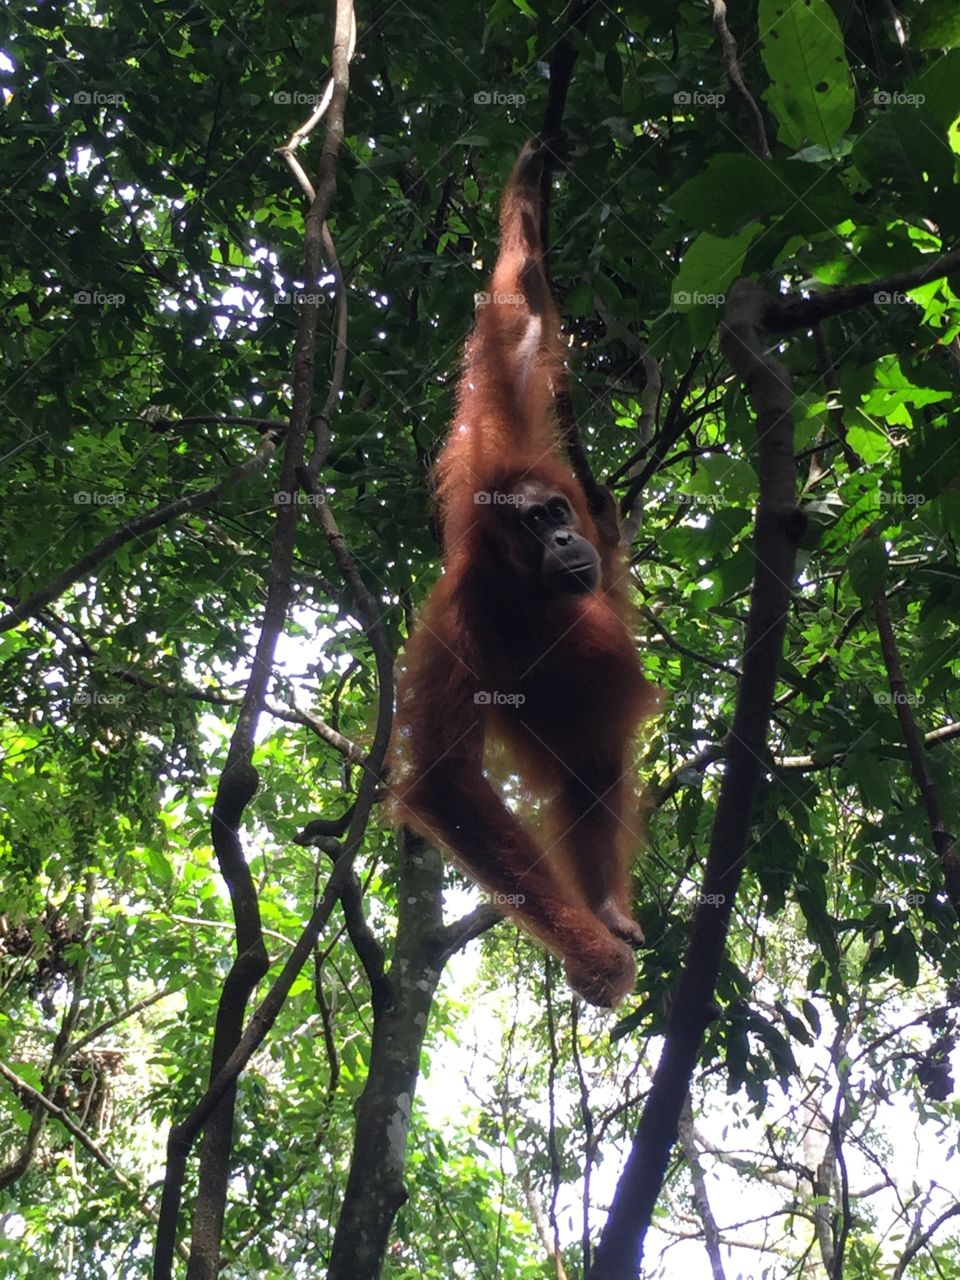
[327,832,445,1280]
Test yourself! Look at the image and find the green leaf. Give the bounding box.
[673,225,758,345]
[760,0,854,149]
[841,750,893,812]
[908,49,960,131]
[910,0,960,49]
[801,999,822,1036]
[852,109,954,204]
[142,845,174,888]
[670,154,785,235]
[901,424,960,501]
[847,538,887,605]
[778,1001,813,1045]
[845,422,889,464]
[604,48,624,97]
[892,928,920,987]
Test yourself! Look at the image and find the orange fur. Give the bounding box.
[392,139,655,1007]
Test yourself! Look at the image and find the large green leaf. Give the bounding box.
[760,0,854,149]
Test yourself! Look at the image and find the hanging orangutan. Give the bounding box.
[391,137,656,1008]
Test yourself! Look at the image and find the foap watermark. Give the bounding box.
[273,90,328,107]
[675,492,725,508]
[474,290,524,308]
[492,891,526,907]
[674,89,725,107]
[275,289,329,306]
[473,89,526,107]
[873,90,925,106]
[474,490,525,506]
[874,690,925,707]
[274,490,326,507]
[874,290,910,305]
[74,490,125,506]
[695,892,726,906]
[879,491,926,506]
[74,90,124,106]
[674,289,725,307]
[872,890,926,909]
[474,690,526,707]
[74,290,125,307]
[75,691,126,707]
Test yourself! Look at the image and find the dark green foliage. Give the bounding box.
[2,0,960,1275]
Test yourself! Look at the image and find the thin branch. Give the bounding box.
[620,348,707,511]
[925,721,960,747]
[873,590,960,915]
[164,913,297,949]
[765,248,960,333]
[570,1000,596,1274]
[155,174,397,1280]
[153,3,356,1275]
[710,0,771,159]
[642,605,741,677]
[678,1094,727,1280]
[278,80,336,197]
[0,882,93,1190]
[39,619,366,762]
[541,0,596,141]
[538,0,612,518]
[0,429,282,634]
[544,961,566,1269]
[303,476,395,732]
[274,7,356,200]
[314,946,342,1095]
[881,0,914,72]
[811,325,862,472]
[622,346,662,542]
[829,1065,852,1280]
[305,223,349,475]
[516,1159,563,1267]
[143,415,288,431]
[690,1125,805,1191]
[273,701,365,762]
[35,613,364,761]
[329,850,390,1005]
[0,1059,188,1259]
[652,744,726,807]
[656,716,960,796]
[434,901,505,962]
[295,808,355,844]
[891,1202,960,1280]
[67,988,175,1061]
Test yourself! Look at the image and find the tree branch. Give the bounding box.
[710,0,770,159]
[330,850,390,1006]
[153,4,355,1276]
[1,428,282,634]
[765,248,960,333]
[873,590,960,915]
[892,1202,960,1280]
[66,988,175,1061]
[434,901,505,962]
[678,1094,727,1280]
[0,1059,187,1260]
[590,278,802,1277]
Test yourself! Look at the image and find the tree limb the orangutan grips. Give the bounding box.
[390,138,657,1009]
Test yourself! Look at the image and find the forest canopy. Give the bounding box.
[1,1,960,1278]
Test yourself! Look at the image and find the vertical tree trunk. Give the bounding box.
[327,832,445,1280]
